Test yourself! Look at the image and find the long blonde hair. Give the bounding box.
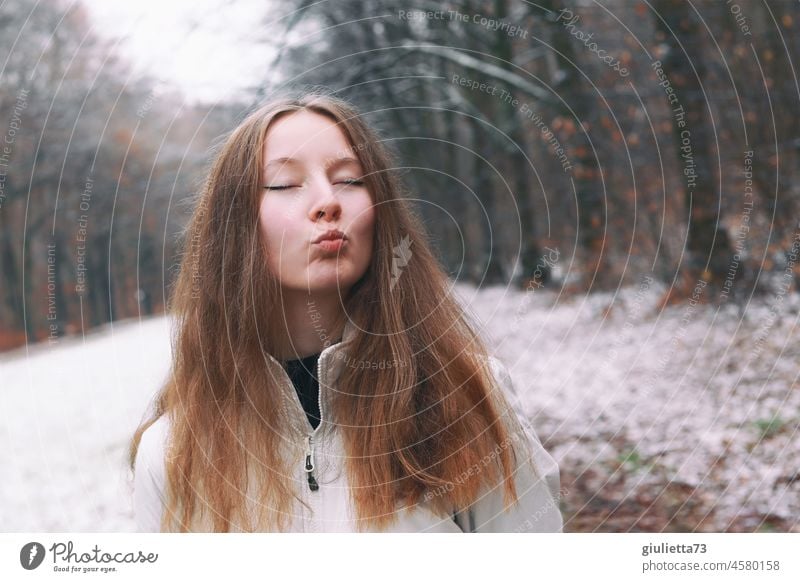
[129,91,533,531]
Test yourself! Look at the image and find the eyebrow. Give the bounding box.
[264,156,362,169]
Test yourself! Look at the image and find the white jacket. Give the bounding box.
[133,323,563,532]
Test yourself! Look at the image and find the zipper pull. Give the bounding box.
[305,435,319,492]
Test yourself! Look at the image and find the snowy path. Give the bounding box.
[1,317,171,531]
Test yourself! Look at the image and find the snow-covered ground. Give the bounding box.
[456,279,800,531]
[1,281,798,531]
[0,317,172,532]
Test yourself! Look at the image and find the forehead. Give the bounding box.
[263,110,358,164]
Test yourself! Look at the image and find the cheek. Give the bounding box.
[350,201,375,261]
[350,195,376,237]
[259,198,296,250]
[259,203,300,279]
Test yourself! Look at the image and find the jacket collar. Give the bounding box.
[263,318,356,369]
[317,317,357,386]
[264,318,357,434]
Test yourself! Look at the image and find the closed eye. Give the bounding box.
[263,185,298,191]
[263,179,364,191]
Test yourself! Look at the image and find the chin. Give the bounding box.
[305,273,359,294]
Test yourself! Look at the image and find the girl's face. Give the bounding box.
[259,110,375,295]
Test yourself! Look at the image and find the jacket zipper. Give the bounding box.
[305,434,319,491]
[303,354,326,492]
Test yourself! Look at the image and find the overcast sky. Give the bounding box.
[82,0,276,104]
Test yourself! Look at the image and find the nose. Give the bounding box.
[307,175,342,222]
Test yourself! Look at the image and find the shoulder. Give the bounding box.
[454,355,563,532]
[137,415,171,467]
[133,415,171,532]
[485,355,514,391]
[483,355,525,416]
[482,354,543,449]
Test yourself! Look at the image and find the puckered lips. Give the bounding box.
[312,229,347,253]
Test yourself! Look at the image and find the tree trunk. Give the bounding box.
[653,0,733,294]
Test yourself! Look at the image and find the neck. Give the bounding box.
[275,289,346,360]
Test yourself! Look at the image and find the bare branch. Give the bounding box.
[400,41,556,105]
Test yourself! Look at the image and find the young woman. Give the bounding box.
[129,92,563,532]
